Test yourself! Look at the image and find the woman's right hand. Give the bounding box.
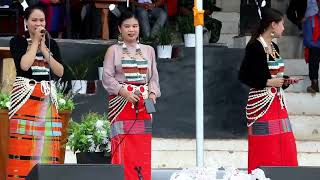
[266,78,284,87]
[33,27,45,43]
[119,87,139,103]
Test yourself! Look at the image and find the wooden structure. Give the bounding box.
[0,8,21,36]
[0,47,16,93]
[0,47,11,72]
[0,47,12,180]
[83,0,126,40]
[59,111,72,164]
[0,110,9,180]
[0,47,12,91]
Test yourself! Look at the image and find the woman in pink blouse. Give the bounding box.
[102,10,160,180]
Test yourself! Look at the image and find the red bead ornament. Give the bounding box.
[127,85,133,91]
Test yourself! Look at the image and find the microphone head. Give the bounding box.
[40,29,46,34]
[134,90,141,96]
[109,4,121,17]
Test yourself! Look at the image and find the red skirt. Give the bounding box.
[109,95,152,180]
[6,83,61,180]
[248,95,298,173]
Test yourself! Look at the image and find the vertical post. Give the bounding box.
[195,0,204,167]
[95,3,110,40]
[15,9,19,35]
[65,0,72,38]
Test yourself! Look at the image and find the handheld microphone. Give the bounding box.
[276,74,283,95]
[134,90,141,96]
[40,29,46,34]
[133,90,140,113]
[134,90,141,102]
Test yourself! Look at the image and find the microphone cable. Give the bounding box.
[110,90,141,162]
[44,30,58,163]
[134,166,143,180]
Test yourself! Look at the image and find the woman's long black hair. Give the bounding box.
[248,8,284,44]
[24,4,45,21]
[118,10,139,27]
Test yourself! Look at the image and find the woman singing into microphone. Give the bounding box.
[6,5,64,180]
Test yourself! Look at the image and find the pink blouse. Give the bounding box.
[102,43,161,97]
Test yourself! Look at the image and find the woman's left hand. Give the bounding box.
[149,93,156,104]
[40,38,50,62]
[40,36,47,52]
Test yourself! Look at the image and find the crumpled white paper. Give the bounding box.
[170,167,271,180]
[250,168,271,180]
[170,167,218,180]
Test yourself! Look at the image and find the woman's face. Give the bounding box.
[118,17,140,43]
[272,19,285,38]
[26,9,46,35]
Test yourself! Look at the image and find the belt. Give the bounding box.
[248,118,292,136]
[8,154,59,161]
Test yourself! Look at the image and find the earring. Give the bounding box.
[137,36,140,44]
[271,32,275,37]
[117,33,123,43]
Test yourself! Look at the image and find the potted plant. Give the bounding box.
[68,112,111,164]
[91,52,106,81]
[178,15,195,47]
[67,60,89,94]
[55,79,76,111]
[156,25,173,59]
[54,79,76,163]
[140,36,157,46]
[0,92,10,110]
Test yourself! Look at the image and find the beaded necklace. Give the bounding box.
[121,42,148,83]
[246,87,287,127]
[259,36,281,61]
[246,36,287,126]
[122,42,143,59]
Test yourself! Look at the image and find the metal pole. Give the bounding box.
[195,0,204,167]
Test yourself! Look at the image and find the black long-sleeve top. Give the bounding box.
[286,0,307,29]
[239,39,288,90]
[10,35,62,81]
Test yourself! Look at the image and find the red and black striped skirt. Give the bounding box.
[109,95,152,180]
[6,83,61,180]
[248,96,298,173]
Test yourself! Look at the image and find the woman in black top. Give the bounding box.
[6,5,64,180]
[239,8,302,173]
[10,8,63,81]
